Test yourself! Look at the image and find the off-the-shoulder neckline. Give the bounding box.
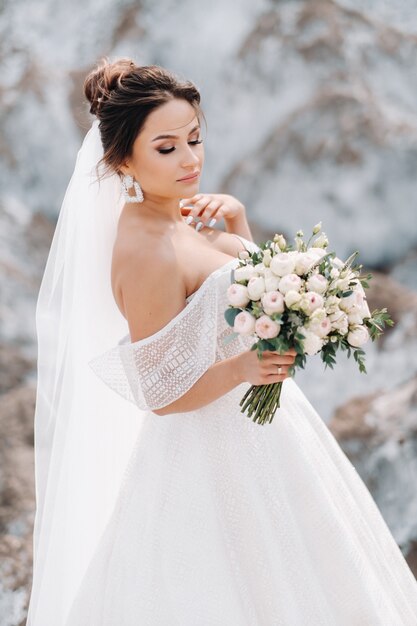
[124,256,239,348]
[119,234,259,348]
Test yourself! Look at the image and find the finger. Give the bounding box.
[183,199,211,229]
[274,357,294,365]
[194,202,224,231]
[263,350,294,360]
[180,195,201,205]
[198,201,222,225]
[266,372,287,382]
[192,196,213,214]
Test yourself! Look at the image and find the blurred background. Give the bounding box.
[1,0,417,623]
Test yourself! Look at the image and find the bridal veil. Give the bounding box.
[26,120,146,625]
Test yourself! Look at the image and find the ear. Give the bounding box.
[119,159,132,177]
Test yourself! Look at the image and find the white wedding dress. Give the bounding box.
[65,234,417,625]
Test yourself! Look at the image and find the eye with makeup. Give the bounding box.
[157,138,203,155]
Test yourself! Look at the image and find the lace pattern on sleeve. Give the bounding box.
[88,283,218,412]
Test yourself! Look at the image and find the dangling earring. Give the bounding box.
[121,174,144,203]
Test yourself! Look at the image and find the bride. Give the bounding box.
[26,57,417,625]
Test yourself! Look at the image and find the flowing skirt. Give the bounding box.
[65,378,417,625]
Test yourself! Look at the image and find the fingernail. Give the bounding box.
[208,218,217,227]
[196,221,203,232]
[185,215,194,224]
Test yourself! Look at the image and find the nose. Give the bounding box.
[180,143,201,169]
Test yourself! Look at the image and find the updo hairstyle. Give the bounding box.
[83,57,204,177]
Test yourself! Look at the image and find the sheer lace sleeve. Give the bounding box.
[88,281,218,413]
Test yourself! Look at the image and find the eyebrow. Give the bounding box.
[151,125,200,142]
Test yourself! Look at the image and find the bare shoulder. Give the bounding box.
[200,227,248,256]
[112,232,186,343]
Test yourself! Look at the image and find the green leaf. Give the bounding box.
[224,307,240,327]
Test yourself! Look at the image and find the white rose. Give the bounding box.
[234,265,258,282]
[347,324,370,347]
[238,250,250,260]
[270,252,296,277]
[306,273,328,294]
[339,289,365,314]
[330,268,339,279]
[263,268,280,291]
[299,291,324,315]
[233,311,256,335]
[324,295,341,315]
[298,327,324,355]
[309,306,327,321]
[309,246,327,259]
[328,309,349,335]
[284,290,302,309]
[247,276,266,301]
[227,283,250,308]
[347,311,364,325]
[261,290,285,315]
[351,281,371,319]
[254,262,266,275]
[278,273,303,295]
[255,315,281,339]
[334,276,352,291]
[294,251,319,275]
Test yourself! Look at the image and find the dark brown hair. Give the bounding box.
[84,57,204,177]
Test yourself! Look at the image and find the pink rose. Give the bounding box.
[278,273,302,295]
[261,291,285,315]
[234,265,258,282]
[294,251,319,275]
[307,317,331,338]
[269,252,296,277]
[299,291,324,315]
[233,311,256,335]
[255,315,281,339]
[227,284,250,308]
[306,273,328,294]
[263,268,280,291]
[247,276,266,300]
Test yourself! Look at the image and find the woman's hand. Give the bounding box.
[180,193,245,231]
[235,348,297,386]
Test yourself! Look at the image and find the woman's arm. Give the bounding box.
[153,353,244,416]
[155,344,297,416]
[224,205,253,242]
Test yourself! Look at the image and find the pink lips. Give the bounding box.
[177,172,200,182]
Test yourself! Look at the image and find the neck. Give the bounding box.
[123,195,184,224]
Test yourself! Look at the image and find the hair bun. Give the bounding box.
[84,57,137,116]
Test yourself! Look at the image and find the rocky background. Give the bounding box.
[1,0,417,623]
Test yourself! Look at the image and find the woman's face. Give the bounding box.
[123,98,204,201]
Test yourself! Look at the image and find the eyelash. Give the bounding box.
[157,139,203,155]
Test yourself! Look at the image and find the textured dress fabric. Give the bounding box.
[65,235,417,625]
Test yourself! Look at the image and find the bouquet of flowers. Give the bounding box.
[224,223,394,426]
